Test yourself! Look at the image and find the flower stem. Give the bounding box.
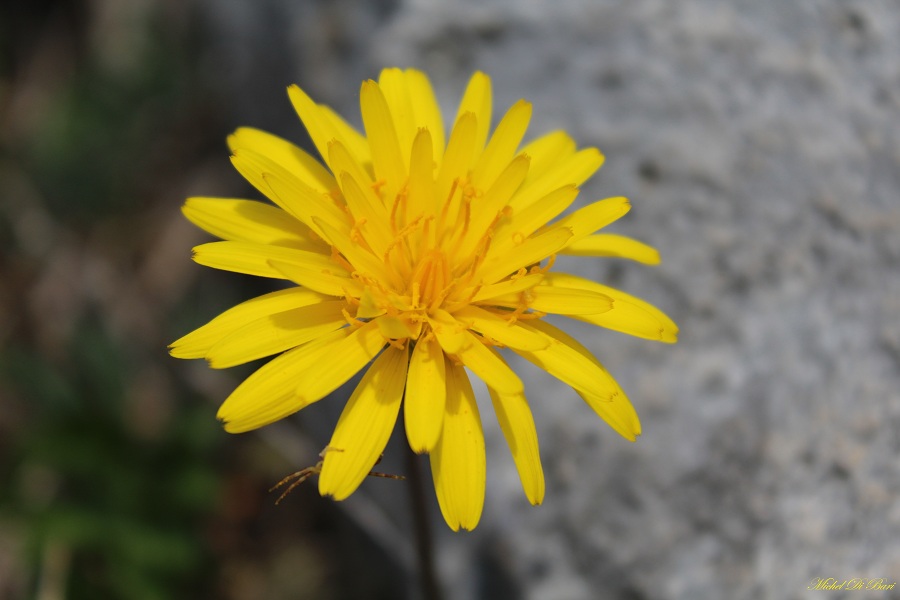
[405,444,443,600]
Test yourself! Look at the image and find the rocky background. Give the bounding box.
[2,0,898,599]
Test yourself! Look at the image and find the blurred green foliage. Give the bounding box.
[1,318,221,600]
[0,4,227,598]
[16,18,200,223]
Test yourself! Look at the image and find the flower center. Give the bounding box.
[338,173,513,341]
[411,249,451,311]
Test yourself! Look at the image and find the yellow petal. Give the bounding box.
[182,197,324,252]
[231,149,348,239]
[543,273,678,342]
[428,308,470,354]
[205,300,347,368]
[511,320,619,398]
[510,147,604,212]
[528,320,641,440]
[227,127,335,194]
[491,185,579,257]
[453,71,492,155]
[405,69,445,161]
[262,174,349,243]
[560,233,661,264]
[405,337,447,453]
[293,322,387,404]
[477,227,572,284]
[217,322,386,433]
[407,128,437,222]
[488,284,614,315]
[192,241,330,280]
[430,361,485,531]
[169,287,327,359]
[330,169,393,257]
[318,104,373,169]
[451,305,549,351]
[455,334,523,395]
[455,154,530,259]
[357,289,387,320]
[374,314,417,339]
[377,67,416,166]
[327,138,376,189]
[319,345,408,500]
[488,388,545,505]
[268,256,362,298]
[287,85,372,171]
[216,328,345,432]
[576,388,641,442]
[435,112,477,221]
[286,84,333,168]
[471,99,532,190]
[471,273,544,303]
[360,80,406,190]
[313,217,396,287]
[515,320,641,440]
[518,130,576,182]
[544,196,630,243]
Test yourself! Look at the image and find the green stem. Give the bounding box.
[405,444,443,600]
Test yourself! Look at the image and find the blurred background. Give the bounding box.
[1,0,898,599]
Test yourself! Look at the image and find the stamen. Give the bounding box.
[411,282,421,308]
[390,183,410,232]
[330,246,355,273]
[387,338,407,350]
[390,187,405,234]
[383,215,425,263]
[436,178,460,244]
[529,254,557,274]
[342,308,366,328]
[350,218,368,244]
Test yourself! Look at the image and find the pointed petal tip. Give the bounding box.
[219,417,244,434]
[286,83,303,98]
[620,425,641,442]
[588,147,607,166]
[317,484,348,502]
[204,355,229,370]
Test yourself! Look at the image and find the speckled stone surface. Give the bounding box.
[199,1,900,598]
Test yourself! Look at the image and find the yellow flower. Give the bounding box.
[170,69,677,531]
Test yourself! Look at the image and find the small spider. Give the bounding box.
[270,448,405,505]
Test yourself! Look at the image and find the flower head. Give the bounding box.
[170,69,677,531]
